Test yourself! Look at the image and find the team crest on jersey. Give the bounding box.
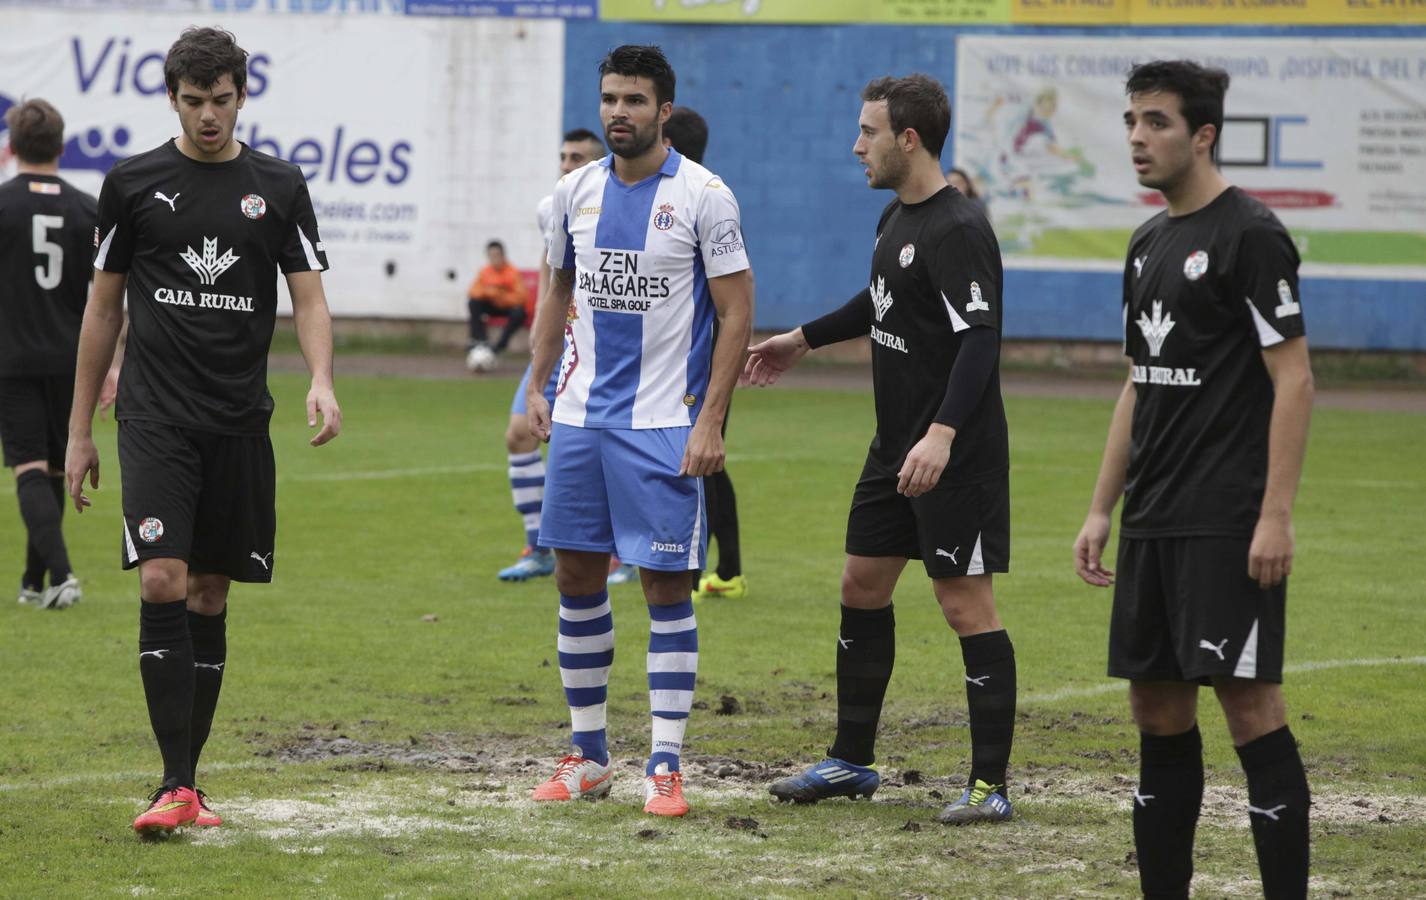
[557,304,580,396]
[683,393,696,407]
[1182,250,1209,281]
[240,194,267,220]
[870,276,893,322]
[1274,279,1301,318]
[653,203,676,231]
[138,517,164,543]
[898,243,915,268]
[967,281,989,313]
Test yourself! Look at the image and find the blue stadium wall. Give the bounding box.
[563,22,1426,351]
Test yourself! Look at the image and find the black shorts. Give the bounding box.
[1109,536,1286,683]
[0,374,73,469]
[844,457,1009,579]
[118,420,276,583]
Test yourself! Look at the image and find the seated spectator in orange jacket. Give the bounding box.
[467,240,528,355]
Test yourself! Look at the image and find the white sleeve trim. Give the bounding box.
[296,224,322,271]
[941,291,971,333]
[1246,297,1286,347]
[94,224,118,270]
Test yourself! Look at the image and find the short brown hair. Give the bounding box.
[4,98,65,164]
[164,26,248,96]
[861,74,950,160]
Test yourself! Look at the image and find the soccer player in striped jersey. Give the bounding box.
[1074,60,1313,899]
[525,45,754,817]
[497,128,604,583]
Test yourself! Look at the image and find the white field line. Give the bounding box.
[0,760,269,794]
[1024,656,1426,705]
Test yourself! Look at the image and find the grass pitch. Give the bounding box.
[1,370,1424,898]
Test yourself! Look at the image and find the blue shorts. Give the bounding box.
[540,423,706,571]
[510,363,560,417]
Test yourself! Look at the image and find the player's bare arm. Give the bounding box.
[287,270,342,446]
[682,268,753,477]
[98,317,128,419]
[526,267,574,441]
[1250,336,1313,589]
[65,269,127,511]
[1074,367,1137,587]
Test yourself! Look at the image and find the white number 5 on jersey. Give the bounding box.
[31,214,64,290]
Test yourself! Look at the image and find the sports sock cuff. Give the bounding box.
[648,599,694,621]
[16,469,48,489]
[959,629,1013,666]
[1141,724,1203,767]
[1234,725,1298,772]
[509,451,542,466]
[140,599,190,643]
[560,590,609,610]
[838,604,895,633]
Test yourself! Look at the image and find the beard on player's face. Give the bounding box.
[868,141,909,190]
[605,119,660,160]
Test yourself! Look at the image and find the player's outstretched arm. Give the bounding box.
[287,270,342,447]
[1250,336,1313,589]
[527,267,574,442]
[742,328,810,387]
[66,270,127,512]
[1073,368,1136,587]
[683,268,754,477]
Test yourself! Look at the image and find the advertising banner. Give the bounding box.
[0,10,566,318]
[953,36,1426,279]
[600,0,1425,24]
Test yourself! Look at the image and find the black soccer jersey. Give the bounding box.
[0,174,97,377]
[93,140,328,434]
[822,188,1008,484]
[1121,187,1305,538]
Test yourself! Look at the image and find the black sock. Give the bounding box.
[1135,725,1204,900]
[709,470,741,580]
[15,469,71,586]
[23,539,44,590]
[139,600,194,789]
[188,606,228,782]
[960,629,1016,789]
[827,604,895,767]
[1236,726,1310,900]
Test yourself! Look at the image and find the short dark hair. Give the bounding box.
[1125,60,1230,150]
[598,45,675,107]
[164,27,248,97]
[663,107,708,164]
[486,240,505,253]
[4,98,64,164]
[562,127,604,149]
[861,74,951,160]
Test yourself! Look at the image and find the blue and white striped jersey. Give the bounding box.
[547,149,749,430]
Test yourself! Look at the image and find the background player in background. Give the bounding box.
[1073,61,1314,899]
[0,98,94,610]
[525,45,753,818]
[497,128,606,583]
[465,239,528,368]
[65,27,342,837]
[745,74,1018,825]
[660,106,746,602]
[945,166,990,222]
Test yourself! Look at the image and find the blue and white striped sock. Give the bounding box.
[557,590,613,765]
[509,451,545,550]
[647,599,698,775]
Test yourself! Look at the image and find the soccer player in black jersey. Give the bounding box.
[746,74,1017,824]
[64,27,342,837]
[1073,61,1313,899]
[0,99,95,611]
